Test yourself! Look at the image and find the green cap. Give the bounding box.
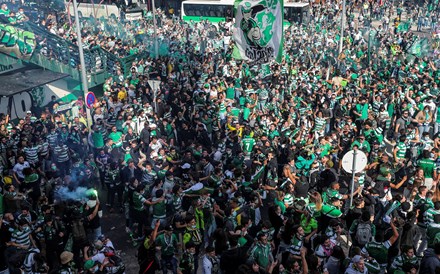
[84,260,95,270]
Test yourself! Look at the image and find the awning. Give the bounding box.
[0,67,69,96]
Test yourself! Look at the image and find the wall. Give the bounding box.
[0,79,82,120]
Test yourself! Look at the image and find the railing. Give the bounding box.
[0,16,156,85]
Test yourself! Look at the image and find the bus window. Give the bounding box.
[302,10,309,23]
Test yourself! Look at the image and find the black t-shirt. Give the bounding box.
[294,180,309,199]
[84,204,101,230]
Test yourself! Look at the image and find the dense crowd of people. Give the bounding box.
[1,0,440,273]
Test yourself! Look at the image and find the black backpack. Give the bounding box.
[71,218,87,244]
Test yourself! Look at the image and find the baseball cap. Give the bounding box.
[84,260,95,270]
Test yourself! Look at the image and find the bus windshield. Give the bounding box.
[181,0,309,25]
[181,0,234,23]
[284,2,310,25]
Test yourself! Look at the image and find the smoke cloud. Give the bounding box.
[54,186,89,202]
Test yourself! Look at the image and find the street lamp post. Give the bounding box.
[152,0,159,59]
[368,29,371,65]
[339,0,347,54]
[72,0,93,128]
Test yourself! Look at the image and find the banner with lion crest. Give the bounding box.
[233,0,283,65]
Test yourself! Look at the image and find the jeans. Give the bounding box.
[89,226,102,242]
[415,226,427,256]
[434,122,440,135]
[161,255,178,274]
[418,124,430,138]
[151,217,166,229]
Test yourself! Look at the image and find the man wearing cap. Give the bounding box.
[156,225,178,274]
[345,255,368,274]
[59,251,76,273]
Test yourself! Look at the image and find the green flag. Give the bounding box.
[410,38,430,57]
[233,0,284,64]
[251,165,265,183]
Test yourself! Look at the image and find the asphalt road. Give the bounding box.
[97,191,140,274]
[96,7,437,274]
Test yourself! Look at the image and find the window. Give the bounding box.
[183,3,232,18]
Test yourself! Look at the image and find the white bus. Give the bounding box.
[65,0,143,20]
[180,0,310,25]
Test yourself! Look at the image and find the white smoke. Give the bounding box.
[54,186,89,202]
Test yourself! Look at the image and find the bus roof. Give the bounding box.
[182,0,309,7]
[182,0,235,5]
[284,2,309,7]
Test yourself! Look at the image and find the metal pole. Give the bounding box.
[72,0,93,129]
[152,0,159,58]
[349,149,357,207]
[339,0,347,54]
[368,29,371,65]
[154,88,157,112]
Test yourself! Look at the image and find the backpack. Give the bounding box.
[8,250,38,274]
[71,218,87,244]
[355,222,372,246]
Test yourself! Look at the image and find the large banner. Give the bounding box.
[233,0,283,65]
[0,24,36,59]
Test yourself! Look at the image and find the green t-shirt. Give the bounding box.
[230,108,240,118]
[418,158,435,178]
[300,214,317,234]
[436,107,440,123]
[155,233,178,256]
[362,240,391,266]
[321,204,343,218]
[356,103,369,120]
[152,199,166,218]
[242,137,255,153]
[249,243,271,269]
[108,131,123,147]
[0,9,10,16]
[226,87,235,99]
[92,132,104,148]
[243,107,251,121]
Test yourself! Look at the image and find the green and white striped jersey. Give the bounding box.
[424,208,440,225]
[390,254,419,272]
[395,142,408,159]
